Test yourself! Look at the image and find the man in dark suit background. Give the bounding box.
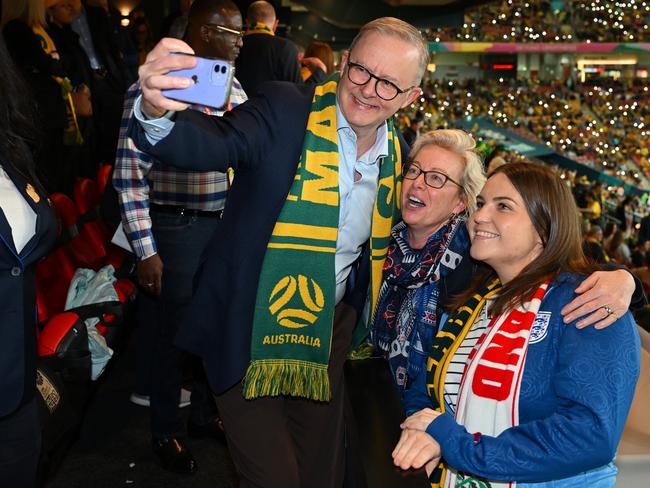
[234,0,302,94]
[72,0,132,165]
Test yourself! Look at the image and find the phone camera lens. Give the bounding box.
[221,65,227,74]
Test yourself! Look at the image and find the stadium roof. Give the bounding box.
[289,0,495,48]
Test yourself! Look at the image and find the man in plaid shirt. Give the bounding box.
[113,0,246,475]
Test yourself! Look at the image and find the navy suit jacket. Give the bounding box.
[235,33,303,95]
[83,2,130,92]
[0,163,57,416]
[131,82,409,394]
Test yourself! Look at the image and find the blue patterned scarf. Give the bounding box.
[371,215,470,394]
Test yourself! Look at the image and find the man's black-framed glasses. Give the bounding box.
[402,161,462,189]
[345,59,416,101]
[204,24,245,39]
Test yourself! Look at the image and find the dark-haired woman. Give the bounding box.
[0,35,58,487]
[393,163,640,487]
[301,41,334,85]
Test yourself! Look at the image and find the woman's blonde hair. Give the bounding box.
[2,0,46,28]
[408,129,486,213]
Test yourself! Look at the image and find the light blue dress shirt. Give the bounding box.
[134,95,388,304]
[333,104,387,303]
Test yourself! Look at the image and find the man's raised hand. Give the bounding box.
[139,38,197,119]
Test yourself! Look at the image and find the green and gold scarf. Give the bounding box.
[245,22,274,36]
[242,74,402,401]
[425,278,501,487]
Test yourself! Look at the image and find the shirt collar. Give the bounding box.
[335,100,389,165]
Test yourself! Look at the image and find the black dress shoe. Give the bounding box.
[187,417,227,444]
[152,436,197,474]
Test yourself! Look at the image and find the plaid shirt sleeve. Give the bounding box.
[112,83,158,261]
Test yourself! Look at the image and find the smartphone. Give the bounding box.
[162,54,234,110]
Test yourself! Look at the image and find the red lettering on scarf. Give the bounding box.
[480,335,526,366]
[472,365,515,401]
[471,309,532,400]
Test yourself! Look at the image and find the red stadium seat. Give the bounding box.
[50,193,77,230]
[96,164,113,195]
[51,192,107,270]
[73,178,129,270]
[73,178,101,216]
[74,178,112,240]
[37,312,86,357]
[36,194,77,324]
[37,191,135,347]
[36,245,77,325]
[37,312,91,383]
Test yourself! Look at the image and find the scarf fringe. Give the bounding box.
[243,359,331,402]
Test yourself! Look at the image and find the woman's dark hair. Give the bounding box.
[0,35,44,192]
[606,230,626,259]
[304,41,334,75]
[450,162,596,316]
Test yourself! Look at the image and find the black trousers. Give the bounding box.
[146,210,221,438]
[215,302,357,488]
[0,397,41,488]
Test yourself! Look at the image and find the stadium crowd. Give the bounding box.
[426,0,650,43]
[399,77,650,189]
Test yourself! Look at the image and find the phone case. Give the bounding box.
[162,55,235,109]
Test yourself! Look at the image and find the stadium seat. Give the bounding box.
[74,178,112,241]
[36,244,77,325]
[51,193,77,230]
[38,312,87,356]
[96,164,113,195]
[73,178,129,271]
[36,194,78,324]
[52,192,107,271]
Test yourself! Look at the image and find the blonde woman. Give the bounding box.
[371,129,484,393]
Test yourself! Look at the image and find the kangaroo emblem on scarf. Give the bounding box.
[243,74,402,401]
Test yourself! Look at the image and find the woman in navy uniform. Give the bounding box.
[0,35,58,487]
